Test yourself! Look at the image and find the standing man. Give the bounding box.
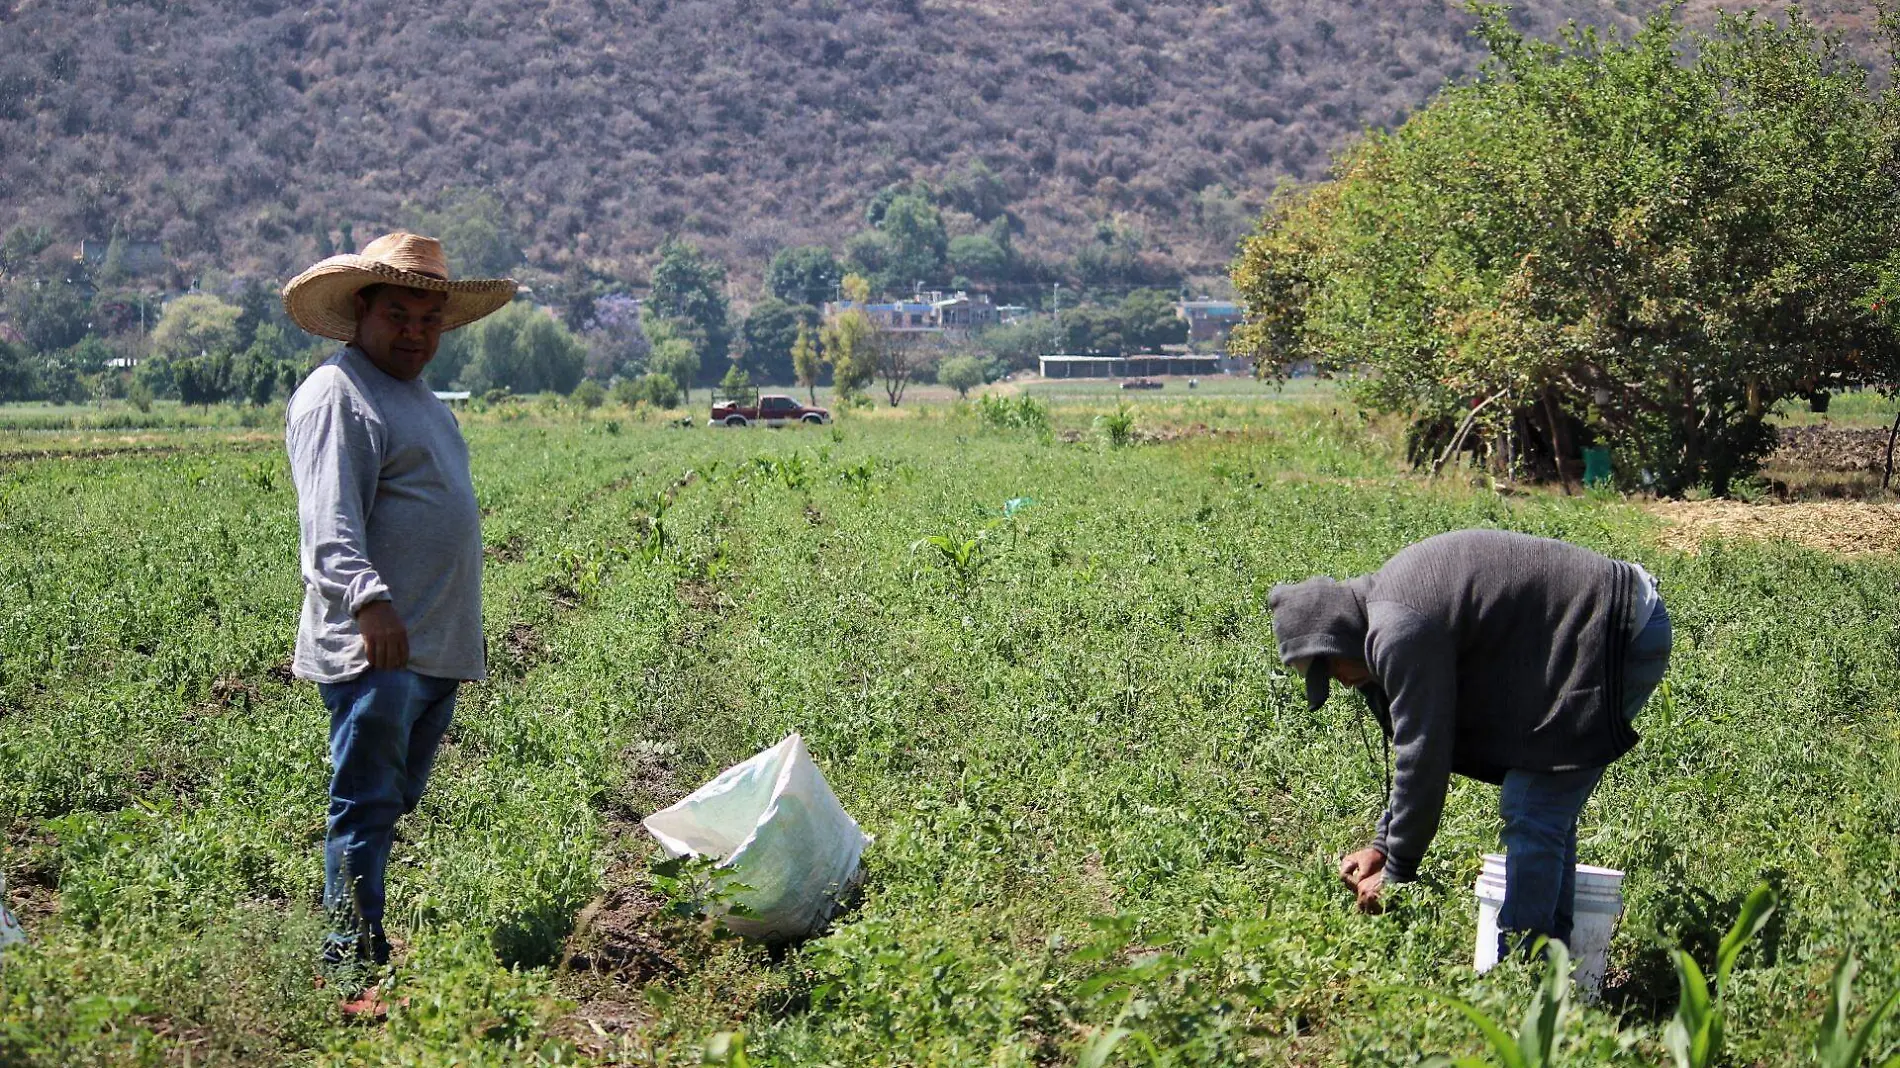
[281,232,515,969]
[1268,529,1672,958]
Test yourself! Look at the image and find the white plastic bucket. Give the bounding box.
[1473,853,1623,995]
[0,871,24,958]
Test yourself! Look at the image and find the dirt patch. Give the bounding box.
[489,620,551,679]
[559,881,683,982]
[1134,422,1239,445]
[1649,499,1900,556]
[1771,424,1896,474]
[484,534,526,564]
[676,579,731,615]
[7,821,61,927]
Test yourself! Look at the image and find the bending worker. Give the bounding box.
[1269,529,1671,955]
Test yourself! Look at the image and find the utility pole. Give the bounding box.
[1052,283,1062,351]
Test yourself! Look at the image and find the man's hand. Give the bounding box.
[356,600,409,670]
[1338,846,1387,914]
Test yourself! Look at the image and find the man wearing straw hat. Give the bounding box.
[280,232,515,973]
[1267,529,1672,960]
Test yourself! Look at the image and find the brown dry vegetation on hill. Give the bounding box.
[0,0,1882,288]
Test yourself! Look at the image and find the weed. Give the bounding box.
[1096,402,1138,448]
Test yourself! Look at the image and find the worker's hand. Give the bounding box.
[1353,868,1386,914]
[1338,846,1386,890]
[356,600,409,670]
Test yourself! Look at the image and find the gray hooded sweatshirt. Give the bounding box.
[1269,530,1644,883]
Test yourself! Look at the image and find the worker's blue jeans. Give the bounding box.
[1497,601,1673,957]
[319,668,459,963]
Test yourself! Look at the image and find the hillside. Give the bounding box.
[0,0,1884,294]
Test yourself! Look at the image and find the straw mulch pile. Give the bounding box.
[1649,499,1900,557]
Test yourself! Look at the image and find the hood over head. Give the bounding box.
[1268,576,1369,710]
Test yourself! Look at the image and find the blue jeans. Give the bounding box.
[1497,601,1672,955]
[319,668,459,961]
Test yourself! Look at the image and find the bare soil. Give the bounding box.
[1770,424,1897,474]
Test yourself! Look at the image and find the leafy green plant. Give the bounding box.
[650,854,756,929]
[1401,940,1573,1068]
[912,530,987,585]
[1813,955,1900,1068]
[1096,401,1137,448]
[1667,881,1777,1068]
[974,392,1050,434]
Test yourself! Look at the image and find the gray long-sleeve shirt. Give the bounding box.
[285,347,485,683]
[1270,531,1644,883]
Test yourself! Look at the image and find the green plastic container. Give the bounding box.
[1581,445,1613,487]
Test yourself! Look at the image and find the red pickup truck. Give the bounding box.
[708,393,833,427]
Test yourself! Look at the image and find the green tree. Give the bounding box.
[640,371,681,409]
[0,225,54,273]
[1234,3,1900,495]
[766,246,843,307]
[739,298,812,384]
[719,363,753,399]
[843,231,890,290]
[409,189,521,277]
[876,194,948,292]
[0,340,35,401]
[978,317,1061,371]
[938,354,986,398]
[1119,289,1187,351]
[1061,304,1124,355]
[150,294,242,362]
[647,237,732,372]
[5,278,92,355]
[821,309,878,398]
[175,352,234,409]
[947,235,1008,284]
[942,160,1010,221]
[458,302,586,395]
[791,322,824,402]
[645,315,703,404]
[570,379,606,409]
[97,233,130,285]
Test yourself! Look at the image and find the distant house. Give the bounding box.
[995,304,1032,324]
[929,291,1000,333]
[823,290,1001,335]
[1177,299,1243,344]
[78,238,167,276]
[433,391,472,406]
[824,299,938,333]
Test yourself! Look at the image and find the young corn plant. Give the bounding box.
[912,530,988,586]
[1665,881,1776,1068]
[1096,402,1138,448]
[1403,940,1574,1068]
[1813,954,1900,1068]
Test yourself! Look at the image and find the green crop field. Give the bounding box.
[3,394,1899,1066]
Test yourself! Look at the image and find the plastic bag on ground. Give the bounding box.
[1,872,24,957]
[643,734,868,944]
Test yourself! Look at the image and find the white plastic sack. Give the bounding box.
[643,734,868,943]
[0,872,24,956]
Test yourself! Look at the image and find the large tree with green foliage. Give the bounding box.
[765,246,843,308]
[151,294,242,362]
[647,238,732,374]
[937,354,987,398]
[5,278,92,355]
[457,301,586,395]
[1233,3,1900,496]
[738,298,815,385]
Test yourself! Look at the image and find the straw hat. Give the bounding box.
[281,231,517,342]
